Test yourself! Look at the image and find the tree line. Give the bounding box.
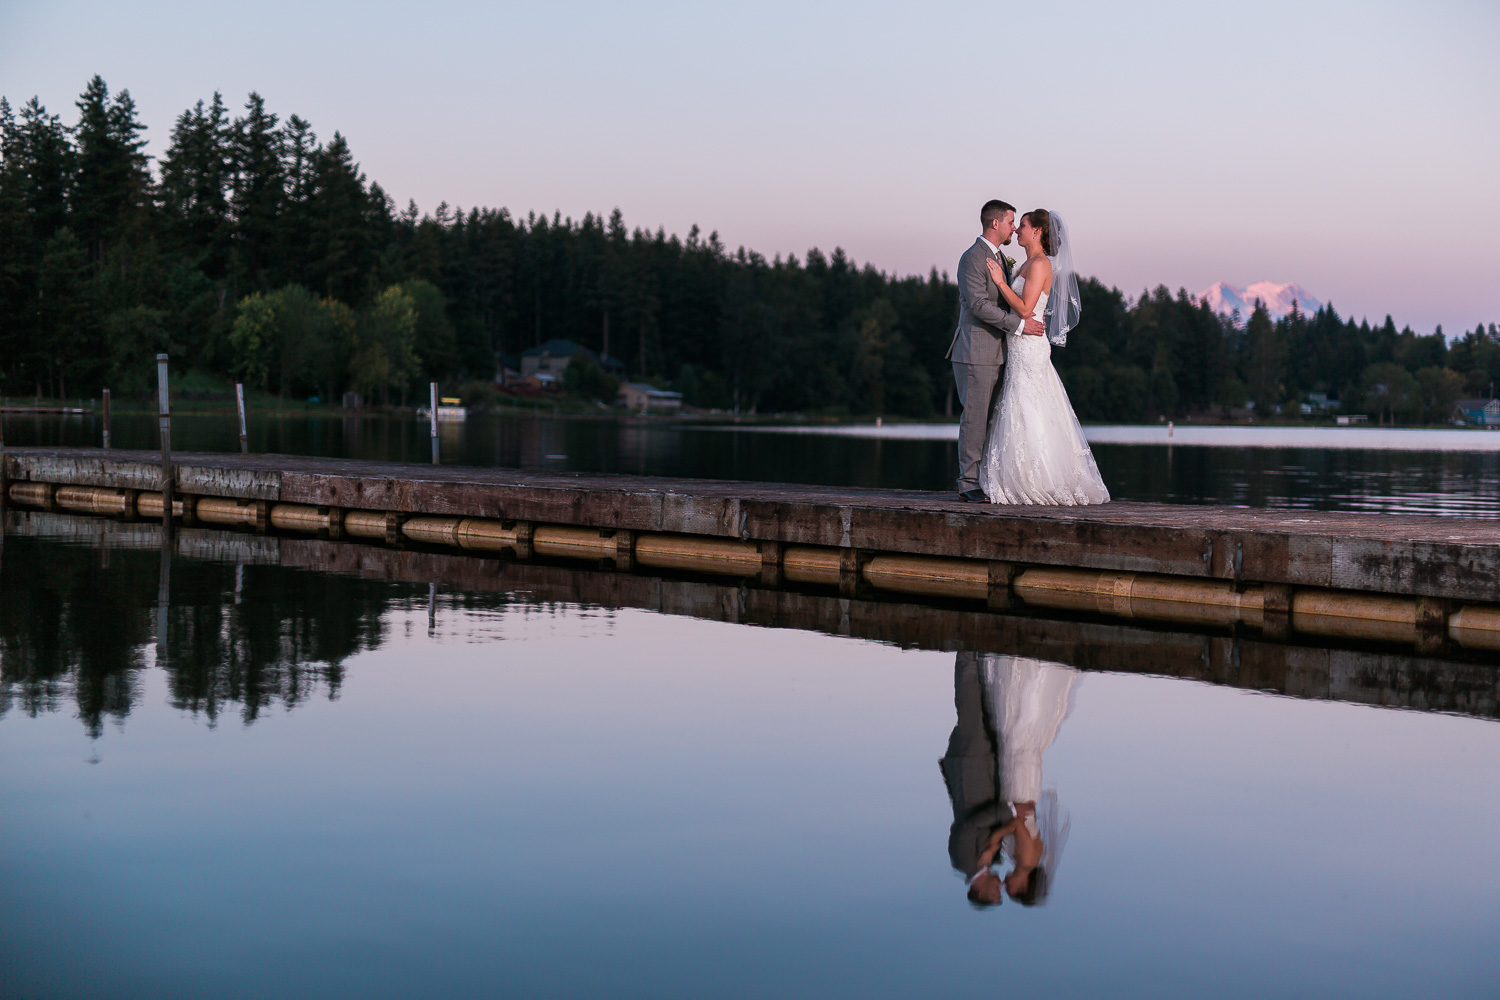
[3,77,1496,422]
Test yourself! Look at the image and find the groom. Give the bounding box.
[947,200,1045,502]
[939,650,1013,906]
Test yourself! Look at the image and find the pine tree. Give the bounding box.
[9,98,72,243]
[276,114,318,284]
[1245,302,1283,415]
[0,98,29,388]
[36,227,94,397]
[70,76,150,265]
[230,92,284,288]
[303,132,374,303]
[158,93,234,277]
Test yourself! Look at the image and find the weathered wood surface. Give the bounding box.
[7,507,1495,719]
[6,446,1499,602]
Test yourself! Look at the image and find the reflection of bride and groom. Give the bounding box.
[940,651,1077,908]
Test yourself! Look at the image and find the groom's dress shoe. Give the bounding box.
[958,488,989,503]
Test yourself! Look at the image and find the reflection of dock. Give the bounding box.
[7,508,1497,720]
[3,446,1499,654]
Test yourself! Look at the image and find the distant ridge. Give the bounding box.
[1196,281,1323,322]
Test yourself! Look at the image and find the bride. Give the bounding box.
[980,210,1109,505]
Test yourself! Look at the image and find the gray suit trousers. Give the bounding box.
[953,361,1003,491]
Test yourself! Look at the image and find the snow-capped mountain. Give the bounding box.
[1196,281,1323,322]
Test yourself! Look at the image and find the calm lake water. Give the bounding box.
[6,411,1500,516]
[5,414,1500,996]
[2,522,1498,999]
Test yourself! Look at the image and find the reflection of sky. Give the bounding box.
[3,603,1498,997]
[2,1,1496,332]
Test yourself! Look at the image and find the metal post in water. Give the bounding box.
[101,388,111,449]
[429,380,439,465]
[428,582,436,634]
[236,382,248,454]
[157,354,173,531]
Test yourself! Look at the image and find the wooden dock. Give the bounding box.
[3,447,1499,653]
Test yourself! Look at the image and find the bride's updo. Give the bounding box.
[1024,209,1059,256]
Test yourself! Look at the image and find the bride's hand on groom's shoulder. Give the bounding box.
[984,258,1004,281]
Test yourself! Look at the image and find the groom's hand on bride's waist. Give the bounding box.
[1022,317,1045,336]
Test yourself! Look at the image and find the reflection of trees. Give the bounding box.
[162,559,393,724]
[0,538,404,734]
[0,537,153,737]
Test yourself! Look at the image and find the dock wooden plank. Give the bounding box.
[6,447,1499,602]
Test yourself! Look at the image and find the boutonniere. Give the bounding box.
[1002,255,1017,271]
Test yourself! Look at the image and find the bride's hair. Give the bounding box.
[1009,864,1050,906]
[1023,209,1059,256]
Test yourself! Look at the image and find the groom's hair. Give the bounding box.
[980,200,1015,230]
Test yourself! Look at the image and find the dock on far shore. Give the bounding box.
[2,446,1498,655]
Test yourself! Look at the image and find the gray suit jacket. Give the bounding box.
[946,237,1020,365]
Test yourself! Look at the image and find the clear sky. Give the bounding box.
[2,0,1496,333]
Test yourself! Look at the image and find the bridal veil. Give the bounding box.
[1045,212,1080,347]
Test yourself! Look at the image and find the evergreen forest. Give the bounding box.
[3,78,1497,423]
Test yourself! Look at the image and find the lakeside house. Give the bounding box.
[520,339,628,380]
[618,382,683,414]
[1454,398,1500,427]
[1302,391,1337,415]
[513,371,559,394]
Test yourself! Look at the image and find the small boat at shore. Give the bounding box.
[417,396,467,422]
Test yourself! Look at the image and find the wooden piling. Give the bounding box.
[156,355,173,531]
[236,383,248,454]
[429,381,439,465]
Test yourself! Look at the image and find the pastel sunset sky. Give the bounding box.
[3,0,1495,333]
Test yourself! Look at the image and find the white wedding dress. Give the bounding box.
[980,273,1110,505]
[983,654,1075,881]
[982,654,1078,803]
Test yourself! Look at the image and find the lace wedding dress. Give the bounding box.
[982,654,1075,883]
[980,273,1110,505]
[981,654,1078,803]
